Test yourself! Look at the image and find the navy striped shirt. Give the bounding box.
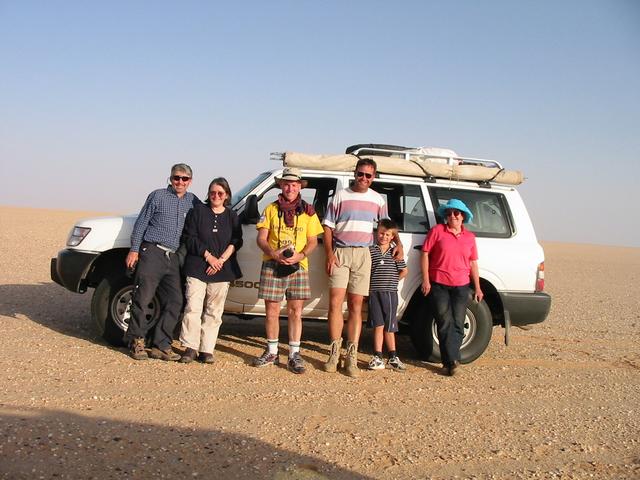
[130,186,200,252]
[369,245,407,292]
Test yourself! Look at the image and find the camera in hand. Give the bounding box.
[275,247,299,277]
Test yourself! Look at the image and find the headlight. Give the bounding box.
[67,227,92,247]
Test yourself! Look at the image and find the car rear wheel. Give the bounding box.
[408,296,493,364]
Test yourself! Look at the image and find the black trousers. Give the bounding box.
[124,242,182,350]
[429,282,471,366]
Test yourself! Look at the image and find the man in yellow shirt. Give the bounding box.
[253,168,324,373]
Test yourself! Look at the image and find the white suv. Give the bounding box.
[51,144,551,364]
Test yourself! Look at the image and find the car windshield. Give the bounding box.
[231,171,272,208]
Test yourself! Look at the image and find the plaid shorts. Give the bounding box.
[258,261,311,302]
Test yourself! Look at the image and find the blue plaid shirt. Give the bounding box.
[130,186,200,252]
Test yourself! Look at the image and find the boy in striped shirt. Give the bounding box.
[367,219,408,371]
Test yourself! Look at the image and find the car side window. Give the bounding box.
[429,187,514,238]
[369,182,429,233]
[256,177,336,222]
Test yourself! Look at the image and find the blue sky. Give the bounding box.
[1,1,639,247]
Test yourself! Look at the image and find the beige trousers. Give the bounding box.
[180,276,230,354]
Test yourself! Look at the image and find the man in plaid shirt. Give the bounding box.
[124,163,200,361]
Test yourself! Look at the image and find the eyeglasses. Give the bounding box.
[209,191,226,197]
[445,210,462,217]
[172,175,191,182]
[356,171,373,179]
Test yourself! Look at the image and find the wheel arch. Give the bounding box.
[86,248,129,288]
[479,278,504,327]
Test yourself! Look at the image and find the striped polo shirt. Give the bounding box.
[369,245,407,291]
[323,187,388,247]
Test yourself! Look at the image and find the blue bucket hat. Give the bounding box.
[437,198,473,224]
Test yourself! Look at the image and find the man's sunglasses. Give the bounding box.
[445,209,462,217]
[356,171,373,179]
[209,191,226,197]
[172,175,191,182]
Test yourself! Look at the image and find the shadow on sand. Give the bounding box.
[0,406,373,479]
[0,282,437,372]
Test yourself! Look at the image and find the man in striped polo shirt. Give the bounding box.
[124,164,200,361]
[322,158,403,377]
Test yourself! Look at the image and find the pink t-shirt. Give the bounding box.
[422,223,478,287]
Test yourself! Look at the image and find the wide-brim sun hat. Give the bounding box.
[437,198,474,224]
[275,167,307,188]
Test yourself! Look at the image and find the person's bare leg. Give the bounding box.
[328,287,346,340]
[346,293,364,343]
[265,300,281,340]
[374,326,384,353]
[286,299,304,343]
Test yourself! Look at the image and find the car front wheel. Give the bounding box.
[90,275,160,346]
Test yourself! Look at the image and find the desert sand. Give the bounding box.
[0,205,638,479]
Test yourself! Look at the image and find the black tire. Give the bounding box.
[408,296,493,364]
[90,275,160,346]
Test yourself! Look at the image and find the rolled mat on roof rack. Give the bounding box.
[283,151,525,185]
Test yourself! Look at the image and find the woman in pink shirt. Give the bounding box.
[421,199,484,376]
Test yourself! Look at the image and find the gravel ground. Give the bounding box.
[1,206,638,479]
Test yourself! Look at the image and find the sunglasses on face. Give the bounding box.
[172,175,191,182]
[356,171,373,179]
[209,191,226,197]
[445,210,462,217]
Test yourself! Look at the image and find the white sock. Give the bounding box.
[267,339,278,355]
[289,341,300,358]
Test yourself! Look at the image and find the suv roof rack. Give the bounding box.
[346,144,504,169]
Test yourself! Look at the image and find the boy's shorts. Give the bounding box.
[367,290,399,332]
[328,247,371,296]
[258,261,311,302]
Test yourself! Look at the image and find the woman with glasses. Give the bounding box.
[179,177,243,364]
[420,198,483,376]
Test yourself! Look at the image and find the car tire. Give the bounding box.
[90,275,160,347]
[409,297,493,364]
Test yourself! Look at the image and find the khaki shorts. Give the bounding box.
[329,247,371,296]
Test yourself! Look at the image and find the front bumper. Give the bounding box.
[50,249,100,293]
[500,291,552,326]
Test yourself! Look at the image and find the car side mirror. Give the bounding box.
[240,194,260,224]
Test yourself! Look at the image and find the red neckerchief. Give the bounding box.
[276,194,315,227]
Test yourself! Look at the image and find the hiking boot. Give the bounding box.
[368,355,385,370]
[129,337,148,360]
[180,347,198,364]
[198,352,215,364]
[344,341,360,378]
[446,360,460,377]
[149,347,180,361]
[253,350,279,367]
[322,338,343,373]
[287,352,306,374]
[388,356,407,372]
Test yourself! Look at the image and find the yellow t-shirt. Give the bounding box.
[256,203,324,270]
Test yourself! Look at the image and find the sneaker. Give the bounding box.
[180,347,198,364]
[198,352,215,364]
[287,352,306,374]
[149,347,180,361]
[368,355,385,370]
[252,350,279,367]
[388,356,407,372]
[129,337,148,361]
